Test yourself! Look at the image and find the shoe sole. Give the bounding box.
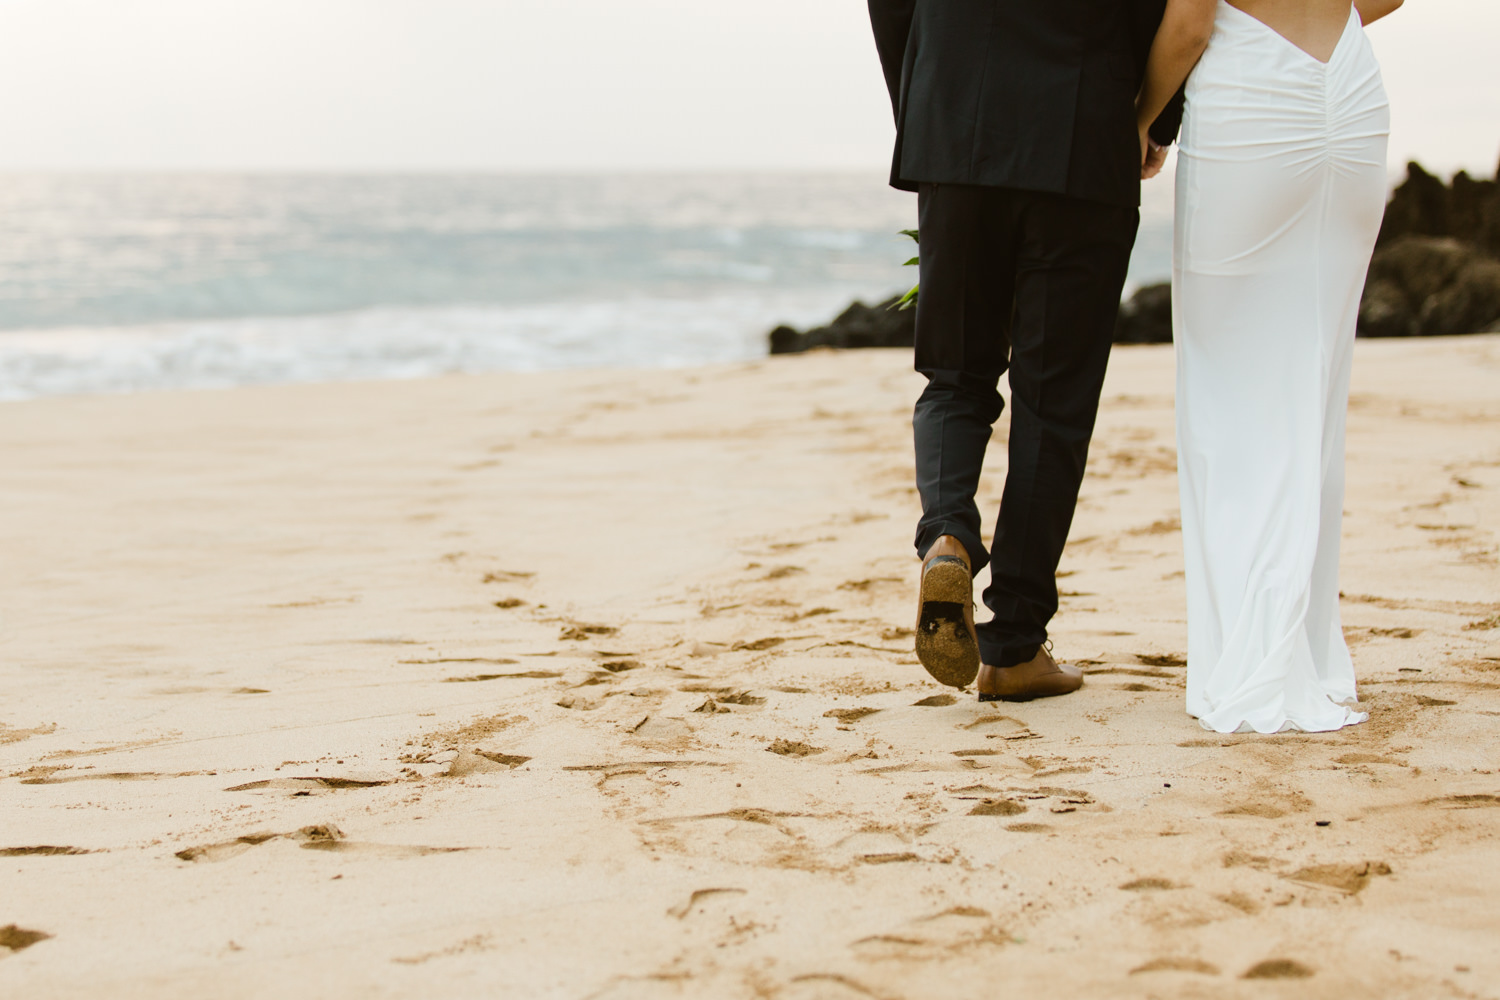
[915,558,979,688]
[977,688,1076,703]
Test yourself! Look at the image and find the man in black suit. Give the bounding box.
[869,0,1183,701]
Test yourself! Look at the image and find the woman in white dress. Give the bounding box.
[1135,0,1405,733]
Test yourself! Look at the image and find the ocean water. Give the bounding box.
[0,173,1174,400]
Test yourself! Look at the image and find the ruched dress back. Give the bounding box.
[1173,1,1390,732]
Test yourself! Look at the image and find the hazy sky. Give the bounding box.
[0,0,1493,176]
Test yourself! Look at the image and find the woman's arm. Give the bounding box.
[1354,0,1403,25]
[1136,0,1217,177]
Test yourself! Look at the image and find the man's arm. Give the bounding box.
[868,0,916,119]
[1148,87,1187,149]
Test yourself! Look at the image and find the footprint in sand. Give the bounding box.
[403,656,520,666]
[177,824,466,862]
[560,624,618,641]
[0,926,51,953]
[1221,850,1275,870]
[823,707,881,723]
[851,907,1008,960]
[1216,891,1262,914]
[442,670,561,683]
[913,694,957,707]
[640,808,811,867]
[225,774,392,794]
[21,771,189,786]
[681,686,766,707]
[1218,801,1292,819]
[1344,626,1421,646]
[1241,959,1315,980]
[1335,753,1407,767]
[176,824,344,862]
[963,715,1035,741]
[481,570,535,584]
[599,660,642,673]
[1429,793,1500,809]
[779,974,885,1000]
[838,577,901,592]
[667,887,747,920]
[766,739,825,757]
[732,637,785,652]
[0,846,91,857]
[857,851,920,865]
[445,750,530,777]
[1130,957,1219,976]
[1285,861,1391,895]
[0,723,58,745]
[391,933,494,966]
[718,691,766,707]
[628,716,694,743]
[1120,877,1177,891]
[555,695,605,711]
[301,841,468,859]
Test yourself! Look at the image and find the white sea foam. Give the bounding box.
[0,289,885,401]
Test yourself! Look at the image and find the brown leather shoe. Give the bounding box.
[976,646,1083,702]
[915,536,979,688]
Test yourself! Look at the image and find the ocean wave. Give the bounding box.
[0,289,896,401]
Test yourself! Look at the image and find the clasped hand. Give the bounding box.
[1140,128,1168,180]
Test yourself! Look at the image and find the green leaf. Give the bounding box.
[892,282,919,311]
[900,228,920,244]
[903,256,919,267]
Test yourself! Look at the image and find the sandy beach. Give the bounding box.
[2,336,1498,998]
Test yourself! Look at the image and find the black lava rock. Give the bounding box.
[775,159,1500,354]
[1114,282,1174,343]
[768,296,914,355]
[1360,236,1500,337]
[1378,159,1500,256]
[1359,160,1500,337]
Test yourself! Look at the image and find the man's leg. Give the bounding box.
[911,183,1017,573]
[975,193,1139,669]
[909,184,1017,687]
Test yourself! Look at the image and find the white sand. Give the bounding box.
[2,336,1498,998]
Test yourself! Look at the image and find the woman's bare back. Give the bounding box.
[1226,0,1355,63]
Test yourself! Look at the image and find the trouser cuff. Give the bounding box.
[915,523,988,577]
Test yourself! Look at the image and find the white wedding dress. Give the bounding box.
[1174,2,1389,733]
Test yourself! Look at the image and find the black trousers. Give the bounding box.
[913,183,1138,668]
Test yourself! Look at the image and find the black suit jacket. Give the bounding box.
[869,0,1185,207]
